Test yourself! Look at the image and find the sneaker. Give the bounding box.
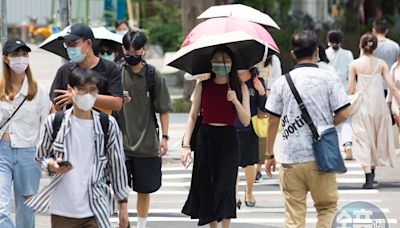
[344,145,353,160]
[254,171,263,183]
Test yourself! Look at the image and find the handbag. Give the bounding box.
[251,115,268,138]
[0,97,27,130]
[285,73,347,173]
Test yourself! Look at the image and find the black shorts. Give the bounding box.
[125,156,162,193]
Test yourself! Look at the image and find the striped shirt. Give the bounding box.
[25,109,131,228]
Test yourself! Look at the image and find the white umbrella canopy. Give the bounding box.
[197,4,280,30]
[39,26,123,60]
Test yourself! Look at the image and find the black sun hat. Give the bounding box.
[2,38,31,56]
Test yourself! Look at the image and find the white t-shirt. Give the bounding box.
[325,47,354,87]
[49,115,96,218]
[265,64,349,164]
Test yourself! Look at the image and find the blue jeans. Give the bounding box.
[0,140,41,228]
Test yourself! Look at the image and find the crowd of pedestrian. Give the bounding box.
[0,16,400,228]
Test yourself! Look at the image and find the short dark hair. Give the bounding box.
[122,30,147,50]
[360,33,378,54]
[373,19,388,34]
[327,30,343,44]
[115,19,129,29]
[291,29,319,59]
[318,43,329,63]
[69,68,103,88]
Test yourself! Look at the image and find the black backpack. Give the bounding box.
[52,111,109,147]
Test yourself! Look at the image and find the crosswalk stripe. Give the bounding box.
[129,189,379,195]
[154,178,368,187]
[109,217,398,224]
[123,208,390,214]
[161,170,366,179]
[161,163,365,171]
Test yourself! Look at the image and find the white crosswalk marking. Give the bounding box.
[110,161,398,227]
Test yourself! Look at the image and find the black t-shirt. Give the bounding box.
[49,58,123,102]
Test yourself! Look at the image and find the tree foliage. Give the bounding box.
[141,0,183,52]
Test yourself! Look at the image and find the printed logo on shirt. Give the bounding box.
[248,88,255,97]
[281,115,306,140]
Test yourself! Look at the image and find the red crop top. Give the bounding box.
[201,80,237,125]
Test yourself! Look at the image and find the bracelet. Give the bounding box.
[264,154,275,160]
[182,145,191,149]
[162,134,169,141]
[118,199,128,203]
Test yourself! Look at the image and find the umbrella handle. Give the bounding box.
[222,53,231,90]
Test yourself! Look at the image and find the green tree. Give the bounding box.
[142,0,183,52]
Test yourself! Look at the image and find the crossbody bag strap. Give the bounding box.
[284,73,320,140]
[0,97,27,130]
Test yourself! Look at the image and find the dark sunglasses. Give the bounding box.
[99,50,113,55]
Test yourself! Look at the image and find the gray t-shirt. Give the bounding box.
[265,64,350,164]
[373,38,400,90]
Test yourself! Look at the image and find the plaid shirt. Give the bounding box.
[25,109,130,228]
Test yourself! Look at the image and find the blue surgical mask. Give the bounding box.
[100,53,115,62]
[67,47,86,63]
[212,63,231,77]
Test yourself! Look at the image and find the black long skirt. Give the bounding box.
[182,124,239,226]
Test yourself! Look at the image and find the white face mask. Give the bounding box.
[73,92,97,111]
[116,30,129,36]
[9,57,29,74]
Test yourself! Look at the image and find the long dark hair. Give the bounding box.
[318,43,329,63]
[208,46,242,102]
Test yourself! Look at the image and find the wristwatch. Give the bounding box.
[162,134,169,141]
[265,154,275,160]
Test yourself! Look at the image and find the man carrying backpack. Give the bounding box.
[118,31,171,228]
[26,68,130,228]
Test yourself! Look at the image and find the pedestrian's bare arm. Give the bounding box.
[265,114,279,177]
[232,84,251,127]
[383,63,400,105]
[94,94,123,111]
[181,82,202,166]
[266,115,280,157]
[182,82,202,147]
[333,107,350,126]
[347,63,357,95]
[159,112,169,156]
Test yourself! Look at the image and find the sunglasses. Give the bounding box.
[99,50,113,55]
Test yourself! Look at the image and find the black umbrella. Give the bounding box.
[166,31,266,75]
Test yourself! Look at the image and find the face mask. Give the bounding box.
[73,92,97,111]
[212,63,231,77]
[100,53,115,62]
[125,55,142,66]
[116,30,129,36]
[9,57,29,74]
[67,47,86,63]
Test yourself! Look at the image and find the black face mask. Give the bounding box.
[125,55,142,66]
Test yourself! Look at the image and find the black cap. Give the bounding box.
[58,23,94,42]
[2,38,31,56]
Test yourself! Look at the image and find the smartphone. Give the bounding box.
[123,90,129,97]
[185,157,192,169]
[58,161,72,167]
